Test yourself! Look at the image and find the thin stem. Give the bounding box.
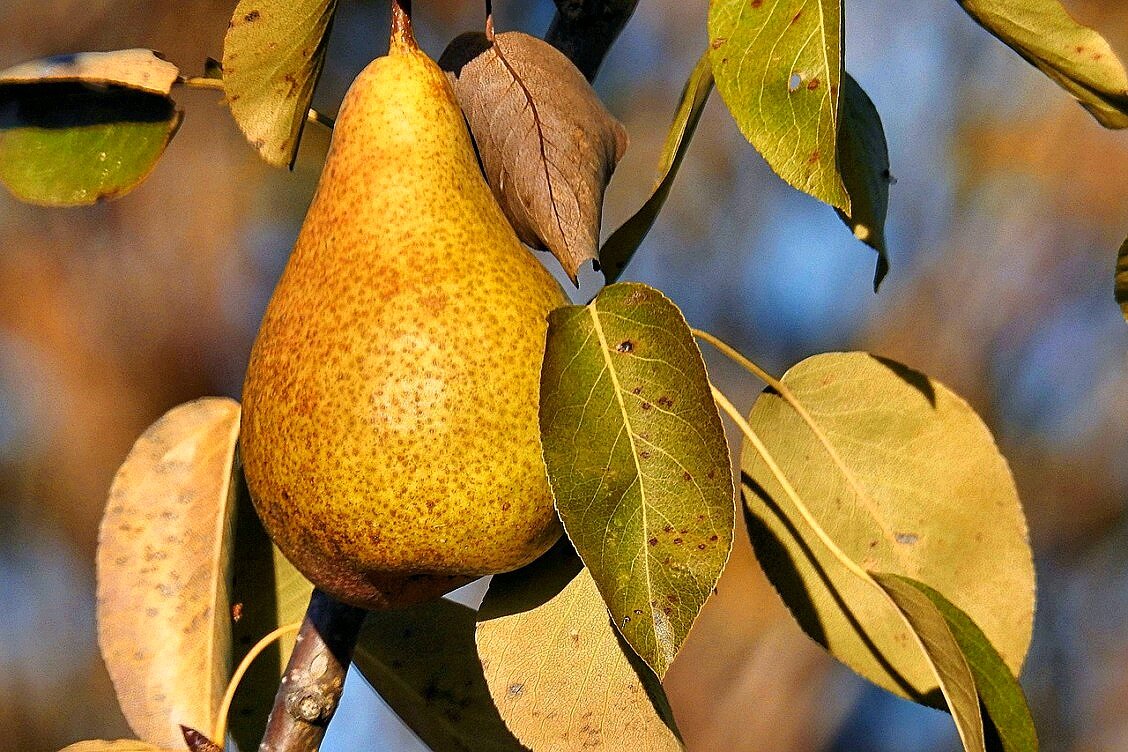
[179,76,226,91]
[257,589,368,752]
[709,384,875,587]
[693,328,881,543]
[212,621,303,743]
[306,109,335,130]
[390,0,415,51]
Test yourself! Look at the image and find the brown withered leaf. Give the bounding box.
[97,398,242,749]
[440,31,627,285]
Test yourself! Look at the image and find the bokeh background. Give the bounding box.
[1,0,1126,750]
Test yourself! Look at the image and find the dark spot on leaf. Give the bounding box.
[507,683,524,697]
[657,395,673,408]
[632,386,643,395]
[663,606,673,615]
[664,524,674,533]
[751,0,763,7]
[641,402,652,410]
[648,537,658,546]
[673,538,683,545]
[244,9,261,22]
[808,150,820,164]
[697,544,706,550]
[640,450,651,459]
[633,609,643,615]
[616,340,634,353]
[709,535,719,542]
[684,472,693,481]
[895,532,919,545]
[711,38,727,49]
[1075,46,1085,53]
[791,11,802,24]
[806,78,820,90]
[501,502,511,511]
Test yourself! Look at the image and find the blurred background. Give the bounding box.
[1,0,1126,750]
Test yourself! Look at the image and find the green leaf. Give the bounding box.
[890,576,1039,752]
[352,599,524,752]
[0,50,182,206]
[956,0,1128,129]
[227,463,313,751]
[540,282,734,678]
[872,573,986,752]
[741,353,1035,701]
[222,0,338,167]
[476,541,683,751]
[835,73,891,291]
[96,398,241,749]
[1116,236,1128,322]
[600,53,713,285]
[708,0,849,210]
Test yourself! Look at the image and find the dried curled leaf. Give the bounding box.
[440,31,627,285]
[0,49,178,95]
[97,398,241,748]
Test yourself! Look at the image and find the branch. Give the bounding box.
[257,589,368,752]
[545,0,641,82]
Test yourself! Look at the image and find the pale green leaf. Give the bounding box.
[352,599,524,752]
[222,0,337,167]
[476,541,683,751]
[0,50,182,206]
[895,576,1038,752]
[96,398,241,749]
[872,573,986,752]
[708,0,849,209]
[1116,236,1128,322]
[957,0,1128,128]
[226,465,313,751]
[741,353,1034,701]
[600,53,713,285]
[835,73,891,291]
[540,282,734,678]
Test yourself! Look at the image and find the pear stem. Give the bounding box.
[257,589,368,752]
[390,0,417,52]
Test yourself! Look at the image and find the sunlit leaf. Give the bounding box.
[540,282,734,678]
[222,0,338,167]
[741,353,1034,701]
[0,49,178,94]
[58,742,171,752]
[708,0,849,209]
[96,398,241,748]
[956,0,1128,128]
[0,50,181,206]
[872,573,986,752]
[835,73,891,291]
[352,598,524,752]
[601,52,713,285]
[476,541,683,751]
[890,576,1038,752]
[1116,236,1128,322]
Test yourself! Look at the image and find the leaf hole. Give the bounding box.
[788,74,802,92]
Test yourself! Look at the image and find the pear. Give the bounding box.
[239,10,567,610]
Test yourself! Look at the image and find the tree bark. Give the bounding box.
[257,589,368,752]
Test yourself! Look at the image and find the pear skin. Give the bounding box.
[240,20,567,610]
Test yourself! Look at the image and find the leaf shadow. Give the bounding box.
[870,355,936,408]
[0,82,175,130]
[476,536,583,621]
[741,471,937,705]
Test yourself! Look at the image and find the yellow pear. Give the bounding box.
[239,11,567,610]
